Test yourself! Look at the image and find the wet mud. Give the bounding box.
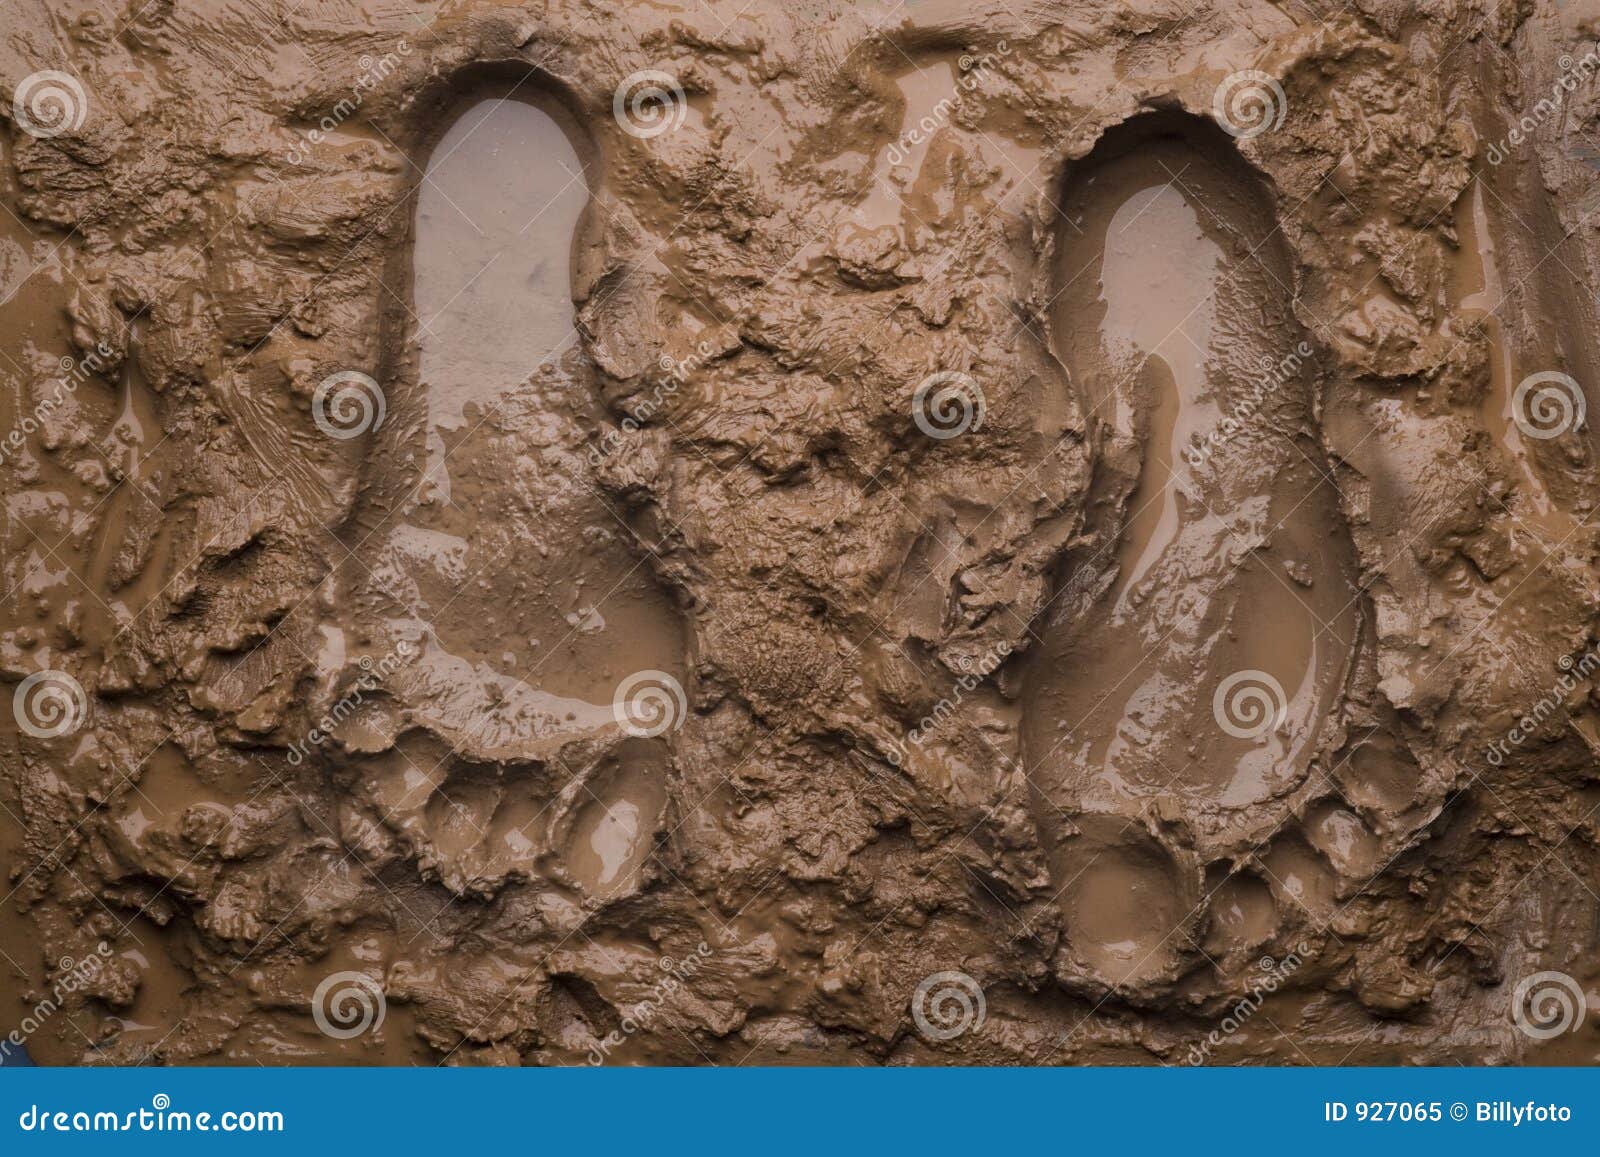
[5,0,1600,1066]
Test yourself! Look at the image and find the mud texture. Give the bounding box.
[5,0,1600,1066]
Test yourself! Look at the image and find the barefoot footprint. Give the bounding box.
[321,83,684,897]
[1023,115,1359,986]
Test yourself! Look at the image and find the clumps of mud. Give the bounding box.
[5,1,1600,1067]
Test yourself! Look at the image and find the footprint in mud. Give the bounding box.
[316,83,685,899]
[1022,115,1360,985]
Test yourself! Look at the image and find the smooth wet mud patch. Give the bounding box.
[1055,816,1196,988]
[832,51,1044,283]
[409,93,590,495]
[1202,871,1279,959]
[854,56,1041,231]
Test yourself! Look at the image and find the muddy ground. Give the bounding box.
[4,0,1600,1065]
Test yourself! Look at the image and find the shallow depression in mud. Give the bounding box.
[313,83,688,899]
[412,95,589,492]
[1022,117,1360,986]
[1026,118,1357,813]
[356,85,686,709]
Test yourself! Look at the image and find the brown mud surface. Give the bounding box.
[4,0,1600,1065]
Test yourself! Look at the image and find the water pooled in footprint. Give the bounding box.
[1096,182,1221,612]
[587,801,639,883]
[1026,118,1358,830]
[560,739,670,898]
[330,91,684,896]
[413,97,589,496]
